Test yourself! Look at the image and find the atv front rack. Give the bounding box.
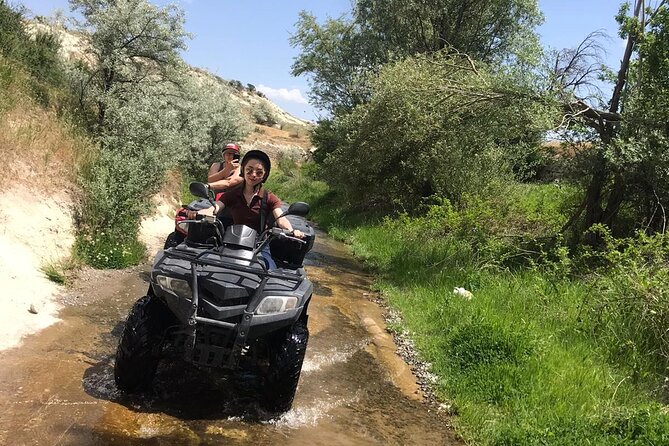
[163,247,304,369]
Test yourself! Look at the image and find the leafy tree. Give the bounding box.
[319,53,555,211]
[291,0,543,114]
[69,0,248,267]
[549,1,669,239]
[70,0,189,130]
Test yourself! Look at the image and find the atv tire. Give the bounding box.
[164,231,184,249]
[262,320,309,412]
[114,295,173,392]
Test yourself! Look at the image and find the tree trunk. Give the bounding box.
[580,0,642,242]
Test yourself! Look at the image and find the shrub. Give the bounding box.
[252,101,277,126]
[0,1,65,103]
[317,53,555,212]
[580,227,669,376]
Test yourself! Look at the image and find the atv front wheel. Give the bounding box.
[262,320,309,412]
[163,231,184,249]
[114,295,173,392]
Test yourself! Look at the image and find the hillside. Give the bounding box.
[25,20,314,157]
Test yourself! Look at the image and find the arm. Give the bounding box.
[208,166,243,190]
[186,201,224,219]
[207,162,227,182]
[272,207,305,238]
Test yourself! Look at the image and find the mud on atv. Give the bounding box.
[114,182,315,413]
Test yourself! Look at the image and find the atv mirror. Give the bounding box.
[286,202,310,217]
[189,182,210,199]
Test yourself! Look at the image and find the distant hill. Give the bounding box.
[25,20,314,158]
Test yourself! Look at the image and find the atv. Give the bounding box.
[114,182,315,413]
[163,193,234,249]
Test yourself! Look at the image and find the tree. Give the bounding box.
[550,1,669,238]
[318,53,554,211]
[69,0,249,267]
[291,0,543,114]
[70,0,189,131]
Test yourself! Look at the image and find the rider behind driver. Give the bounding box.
[207,143,243,197]
[190,149,305,269]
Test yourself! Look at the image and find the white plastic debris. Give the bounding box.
[453,287,473,300]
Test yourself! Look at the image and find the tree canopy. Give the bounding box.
[291,0,543,114]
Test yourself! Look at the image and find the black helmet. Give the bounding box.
[240,149,271,182]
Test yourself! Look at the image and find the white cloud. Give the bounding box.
[257,85,308,105]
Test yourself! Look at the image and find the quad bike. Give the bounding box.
[163,193,233,249]
[114,182,315,413]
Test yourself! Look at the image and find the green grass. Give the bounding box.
[40,262,68,284]
[40,257,80,285]
[276,161,669,445]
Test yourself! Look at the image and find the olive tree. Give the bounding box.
[69,0,248,267]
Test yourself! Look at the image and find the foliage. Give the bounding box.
[291,0,543,114]
[317,53,555,211]
[543,3,669,239]
[177,77,250,178]
[281,169,669,445]
[606,5,669,235]
[0,0,66,103]
[580,226,669,377]
[69,0,247,267]
[251,100,277,126]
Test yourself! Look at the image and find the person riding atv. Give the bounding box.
[114,150,315,413]
[164,143,243,248]
[188,150,305,268]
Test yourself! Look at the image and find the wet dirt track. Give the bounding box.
[0,231,459,445]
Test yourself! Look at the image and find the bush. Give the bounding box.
[580,227,669,376]
[0,1,65,103]
[317,53,555,212]
[252,101,277,126]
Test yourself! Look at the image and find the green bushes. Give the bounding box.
[581,227,669,377]
[251,101,277,126]
[0,1,65,105]
[280,162,669,445]
[68,0,248,268]
[314,53,555,212]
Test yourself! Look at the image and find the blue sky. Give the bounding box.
[19,0,627,121]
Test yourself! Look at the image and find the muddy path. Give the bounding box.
[0,231,459,445]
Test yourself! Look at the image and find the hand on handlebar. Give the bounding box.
[291,229,305,239]
[186,205,217,219]
[267,228,307,244]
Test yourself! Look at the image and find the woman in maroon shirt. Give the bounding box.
[192,150,305,268]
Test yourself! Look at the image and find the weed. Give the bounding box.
[40,257,79,285]
[41,262,67,284]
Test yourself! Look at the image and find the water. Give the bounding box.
[0,230,459,445]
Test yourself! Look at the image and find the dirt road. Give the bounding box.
[0,231,459,445]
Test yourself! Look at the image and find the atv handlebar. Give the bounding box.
[267,227,307,245]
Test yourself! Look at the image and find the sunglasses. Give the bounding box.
[244,167,265,177]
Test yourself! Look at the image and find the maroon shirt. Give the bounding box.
[221,186,281,232]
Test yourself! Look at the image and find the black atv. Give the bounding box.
[163,196,234,249]
[114,182,315,413]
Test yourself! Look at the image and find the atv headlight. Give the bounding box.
[156,275,192,299]
[256,296,298,315]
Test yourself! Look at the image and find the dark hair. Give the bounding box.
[240,150,271,182]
